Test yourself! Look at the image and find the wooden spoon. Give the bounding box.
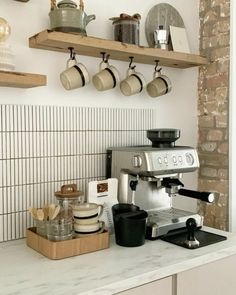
[51,205,61,220]
[43,205,49,221]
[49,203,56,220]
[28,207,38,219]
[37,209,44,221]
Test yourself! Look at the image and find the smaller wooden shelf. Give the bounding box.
[29,30,208,69]
[0,70,47,88]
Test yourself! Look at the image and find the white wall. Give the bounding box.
[0,0,200,211]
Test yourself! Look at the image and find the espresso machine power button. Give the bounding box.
[132,155,143,168]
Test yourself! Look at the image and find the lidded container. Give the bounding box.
[49,0,96,35]
[46,184,84,241]
[110,13,141,45]
[55,184,84,216]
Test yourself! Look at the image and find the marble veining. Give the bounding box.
[1,227,236,295]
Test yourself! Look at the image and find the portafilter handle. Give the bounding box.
[178,188,217,203]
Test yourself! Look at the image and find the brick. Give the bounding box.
[204,10,218,23]
[212,20,230,34]
[218,102,229,112]
[215,113,227,128]
[199,153,228,167]
[217,142,228,154]
[198,115,215,127]
[220,2,230,17]
[200,142,217,152]
[218,34,230,47]
[205,101,219,114]
[198,129,209,143]
[200,167,218,177]
[215,86,228,102]
[204,61,218,75]
[217,58,229,72]
[200,0,210,12]
[211,47,230,60]
[201,36,219,49]
[218,168,228,179]
[207,129,223,140]
[198,104,208,115]
[206,72,229,89]
[211,0,230,7]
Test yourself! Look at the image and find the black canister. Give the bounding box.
[112,203,148,247]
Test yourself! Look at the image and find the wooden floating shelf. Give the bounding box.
[29,30,208,69]
[0,70,47,88]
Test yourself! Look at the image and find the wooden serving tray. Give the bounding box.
[27,227,109,260]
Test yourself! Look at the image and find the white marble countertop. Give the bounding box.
[1,227,236,295]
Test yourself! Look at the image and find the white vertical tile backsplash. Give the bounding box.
[0,105,156,241]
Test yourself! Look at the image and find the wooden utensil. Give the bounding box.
[37,209,44,221]
[49,203,56,220]
[43,205,49,221]
[51,205,61,220]
[28,207,38,219]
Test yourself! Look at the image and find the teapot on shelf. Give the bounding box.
[49,0,96,36]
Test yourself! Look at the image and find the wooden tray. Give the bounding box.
[27,227,109,260]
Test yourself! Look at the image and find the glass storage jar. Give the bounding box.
[110,14,141,45]
[46,213,73,241]
[54,184,84,217]
[46,184,84,241]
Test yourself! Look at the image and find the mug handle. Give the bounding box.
[97,204,104,219]
[67,57,78,69]
[99,61,109,71]
[97,221,105,233]
[126,67,135,77]
[153,70,161,79]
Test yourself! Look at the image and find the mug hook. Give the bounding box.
[154,60,162,73]
[68,47,76,61]
[101,52,110,63]
[128,56,136,70]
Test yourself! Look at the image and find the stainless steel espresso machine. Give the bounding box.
[106,129,225,248]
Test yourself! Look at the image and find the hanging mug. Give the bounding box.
[92,60,120,91]
[120,67,146,96]
[147,70,172,98]
[60,57,90,90]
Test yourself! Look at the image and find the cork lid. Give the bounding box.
[55,184,84,199]
[109,13,141,24]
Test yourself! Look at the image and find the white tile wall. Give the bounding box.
[0,105,157,241]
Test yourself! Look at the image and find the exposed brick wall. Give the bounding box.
[198,0,230,230]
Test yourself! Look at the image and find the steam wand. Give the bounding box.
[130,176,139,205]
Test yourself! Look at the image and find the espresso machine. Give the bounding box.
[107,129,226,248]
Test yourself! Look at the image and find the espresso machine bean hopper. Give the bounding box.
[106,129,226,249]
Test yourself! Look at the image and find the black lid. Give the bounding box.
[147,129,180,148]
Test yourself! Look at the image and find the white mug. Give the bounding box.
[92,61,120,91]
[147,71,172,98]
[72,203,103,225]
[120,68,146,96]
[60,58,90,90]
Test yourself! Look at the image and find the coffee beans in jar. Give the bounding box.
[110,14,141,45]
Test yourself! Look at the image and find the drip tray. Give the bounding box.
[161,228,227,249]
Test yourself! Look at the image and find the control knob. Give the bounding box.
[185,153,195,166]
